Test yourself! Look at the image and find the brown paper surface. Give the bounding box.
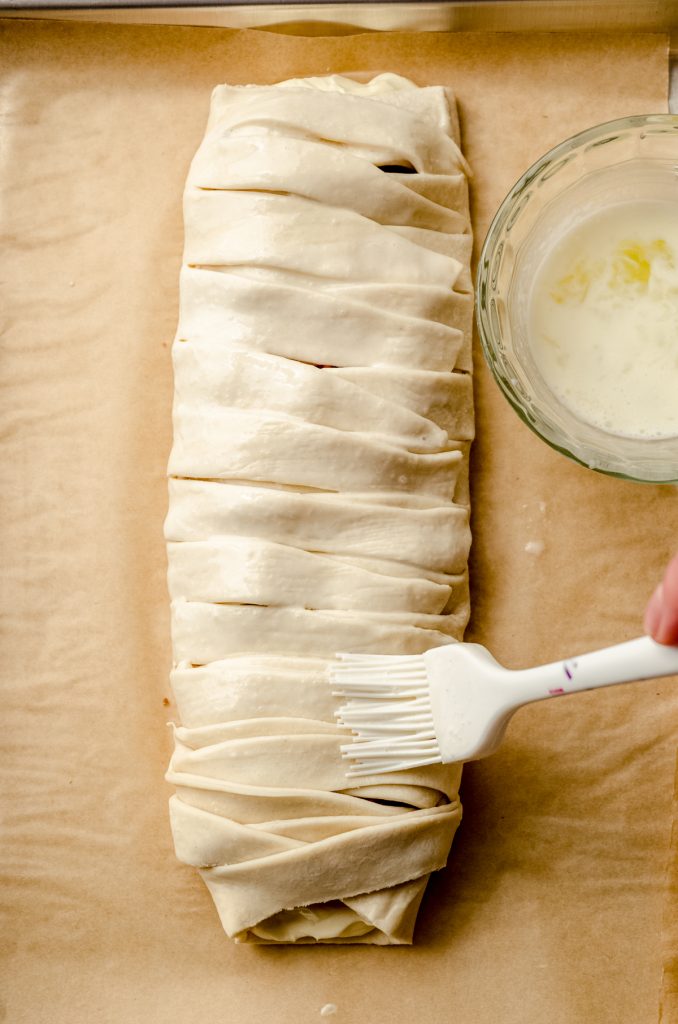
[0,20,675,1024]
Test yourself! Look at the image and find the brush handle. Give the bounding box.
[509,635,678,708]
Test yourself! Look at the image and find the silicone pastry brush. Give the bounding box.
[330,637,678,777]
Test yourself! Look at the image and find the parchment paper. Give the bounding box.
[0,20,675,1024]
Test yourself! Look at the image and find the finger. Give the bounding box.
[661,551,678,608]
[647,553,678,646]
[643,582,663,638]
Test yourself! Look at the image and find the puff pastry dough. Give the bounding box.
[165,73,473,944]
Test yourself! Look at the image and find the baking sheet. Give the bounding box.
[0,20,675,1024]
[2,1,678,37]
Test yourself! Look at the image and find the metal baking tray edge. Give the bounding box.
[1,4,675,110]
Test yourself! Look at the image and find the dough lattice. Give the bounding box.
[165,73,473,944]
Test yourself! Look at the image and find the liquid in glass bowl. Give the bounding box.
[476,114,678,483]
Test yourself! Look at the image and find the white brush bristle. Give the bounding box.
[330,652,442,776]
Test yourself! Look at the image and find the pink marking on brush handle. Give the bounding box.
[548,686,565,695]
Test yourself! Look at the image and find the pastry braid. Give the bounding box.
[165,74,473,944]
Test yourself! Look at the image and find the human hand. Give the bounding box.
[643,552,678,645]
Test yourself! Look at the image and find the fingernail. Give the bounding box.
[655,602,678,646]
[644,583,663,637]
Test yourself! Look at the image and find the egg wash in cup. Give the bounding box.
[477,114,678,483]
[529,200,678,440]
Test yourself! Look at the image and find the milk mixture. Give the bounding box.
[529,201,678,438]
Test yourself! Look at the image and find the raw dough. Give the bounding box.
[165,73,473,944]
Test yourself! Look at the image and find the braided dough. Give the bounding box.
[165,73,473,944]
